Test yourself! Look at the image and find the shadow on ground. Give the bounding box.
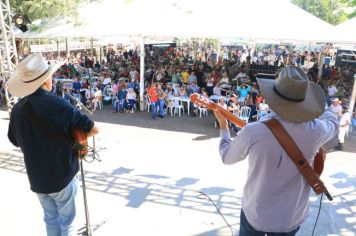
[1,150,356,236]
[0,150,241,217]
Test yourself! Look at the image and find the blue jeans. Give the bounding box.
[113,100,122,112]
[151,101,158,119]
[124,99,136,110]
[37,177,78,236]
[239,210,300,236]
[158,99,165,116]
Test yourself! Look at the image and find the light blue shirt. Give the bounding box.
[219,111,338,232]
[237,85,251,98]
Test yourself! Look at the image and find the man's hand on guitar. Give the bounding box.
[214,110,228,129]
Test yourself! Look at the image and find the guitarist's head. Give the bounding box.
[8,53,63,97]
[257,65,325,123]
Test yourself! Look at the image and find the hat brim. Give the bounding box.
[8,62,63,97]
[257,78,325,123]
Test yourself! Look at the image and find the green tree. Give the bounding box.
[292,0,348,25]
[341,0,356,18]
[10,0,84,20]
[9,0,91,31]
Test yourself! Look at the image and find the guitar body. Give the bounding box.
[71,128,88,158]
[314,147,325,177]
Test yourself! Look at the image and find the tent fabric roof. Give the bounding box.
[16,0,351,43]
[333,17,356,43]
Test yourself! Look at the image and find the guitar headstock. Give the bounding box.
[190,93,216,110]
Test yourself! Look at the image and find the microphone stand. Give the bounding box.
[57,69,106,235]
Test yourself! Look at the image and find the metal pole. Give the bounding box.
[90,38,94,60]
[65,37,70,61]
[349,74,356,115]
[139,36,145,111]
[56,40,60,60]
[80,159,92,236]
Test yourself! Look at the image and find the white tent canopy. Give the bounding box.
[18,0,339,43]
[333,17,356,44]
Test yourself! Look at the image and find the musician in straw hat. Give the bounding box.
[7,54,99,236]
[214,65,338,235]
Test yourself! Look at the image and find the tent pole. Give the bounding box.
[349,74,356,118]
[139,36,145,111]
[56,39,60,60]
[65,37,70,62]
[90,37,94,60]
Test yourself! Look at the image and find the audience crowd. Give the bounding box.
[45,43,356,137]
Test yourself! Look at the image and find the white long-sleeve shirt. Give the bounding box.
[219,111,338,232]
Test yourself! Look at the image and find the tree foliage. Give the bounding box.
[9,0,87,25]
[291,0,349,25]
[340,0,356,18]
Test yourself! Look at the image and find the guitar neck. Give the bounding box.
[215,105,246,129]
[189,93,246,129]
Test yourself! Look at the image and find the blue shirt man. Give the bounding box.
[72,78,81,92]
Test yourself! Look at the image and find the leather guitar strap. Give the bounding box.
[263,118,333,201]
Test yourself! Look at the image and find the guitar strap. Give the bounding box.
[262,118,333,201]
[19,97,84,152]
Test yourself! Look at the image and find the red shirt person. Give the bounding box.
[148,83,159,119]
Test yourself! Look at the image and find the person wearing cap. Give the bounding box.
[329,97,342,119]
[7,54,99,236]
[336,108,351,150]
[214,65,338,235]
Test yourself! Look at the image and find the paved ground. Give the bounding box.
[0,104,355,236]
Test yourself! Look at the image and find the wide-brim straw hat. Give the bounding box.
[257,65,325,123]
[8,53,63,97]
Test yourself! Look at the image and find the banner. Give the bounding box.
[30,41,98,53]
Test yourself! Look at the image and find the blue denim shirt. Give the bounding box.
[8,88,94,194]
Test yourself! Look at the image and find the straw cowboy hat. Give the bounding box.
[8,53,63,97]
[257,65,325,123]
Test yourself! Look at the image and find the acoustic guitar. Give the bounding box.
[190,93,326,176]
[71,128,89,159]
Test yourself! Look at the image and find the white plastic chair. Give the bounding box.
[198,106,208,118]
[172,97,184,116]
[144,95,152,112]
[167,98,175,116]
[239,106,251,123]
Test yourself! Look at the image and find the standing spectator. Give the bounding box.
[148,83,159,119]
[329,98,342,119]
[157,83,166,118]
[336,109,350,150]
